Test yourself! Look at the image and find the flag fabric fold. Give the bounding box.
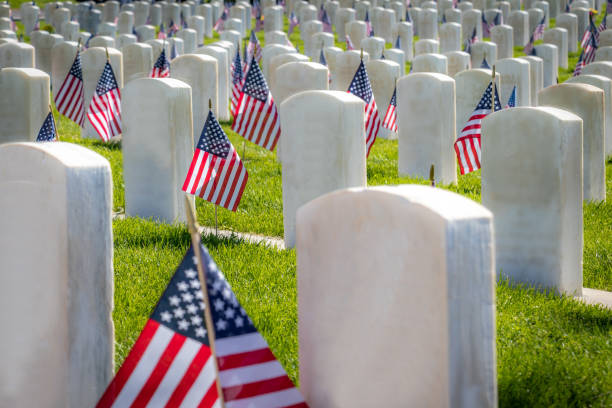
[87,61,121,142]
[348,60,381,158]
[36,111,58,142]
[151,48,170,78]
[381,87,398,133]
[54,49,84,126]
[231,51,244,117]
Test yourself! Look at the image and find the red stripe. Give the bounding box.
[229,167,248,211]
[96,320,160,408]
[198,382,219,408]
[130,332,187,407]
[211,158,235,207]
[222,375,296,402]
[217,347,276,371]
[199,155,219,199]
[284,403,309,408]
[454,141,466,175]
[192,152,212,196]
[166,344,213,406]
[219,157,243,209]
[183,150,203,192]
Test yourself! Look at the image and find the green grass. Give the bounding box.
[112,218,612,406]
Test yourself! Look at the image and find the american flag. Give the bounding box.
[454,81,501,175]
[523,34,535,55]
[231,51,243,117]
[171,41,179,60]
[480,57,490,69]
[394,35,401,49]
[320,7,332,33]
[584,32,598,64]
[573,49,586,76]
[151,48,170,78]
[405,9,411,22]
[84,33,92,49]
[348,60,380,158]
[213,7,228,32]
[97,242,308,408]
[158,23,167,39]
[505,85,516,108]
[232,58,281,151]
[533,14,546,40]
[319,48,331,84]
[581,13,599,48]
[288,11,298,34]
[365,10,372,36]
[36,111,58,142]
[599,9,607,32]
[255,6,264,31]
[464,27,477,54]
[482,14,491,37]
[54,49,84,126]
[183,110,248,211]
[87,61,121,142]
[565,2,570,12]
[381,86,397,133]
[247,30,263,64]
[169,19,180,37]
[346,34,355,50]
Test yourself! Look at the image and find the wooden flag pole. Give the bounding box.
[77,37,81,51]
[184,196,226,408]
[105,47,109,61]
[429,164,435,187]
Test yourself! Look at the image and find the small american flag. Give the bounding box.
[533,14,546,40]
[158,23,167,39]
[97,242,308,407]
[231,51,244,117]
[584,33,598,64]
[365,10,372,36]
[288,11,298,34]
[36,111,58,142]
[381,87,397,133]
[523,34,535,55]
[505,85,516,108]
[320,7,332,33]
[346,34,355,50]
[573,49,586,76]
[348,60,380,158]
[482,14,491,37]
[454,81,501,175]
[232,58,281,151]
[599,9,607,32]
[54,50,84,126]
[169,19,180,37]
[247,30,263,64]
[87,61,121,142]
[394,35,401,49]
[213,7,228,32]
[151,48,170,78]
[183,110,248,211]
[480,57,490,69]
[464,27,477,54]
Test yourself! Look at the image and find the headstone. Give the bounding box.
[331,49,370,90]
[377,8,396,43]
[533,1,550,26]
[98,22,117,39]
[490,24,513,59]
[481,107,583,294]
[367,59,400,139]
[335,7,355,40]
[445,50,471,76]
[88,8,102,35]
[361,36,385,59]
[419,8,438,39]
[301,20,322,58]
[409,7,422,35]
[53,7,71,34]
[539,84,606,202]
[196,4,213,38]
[225,18,243,38]
[135,25,156,42]
[470,41,497,67]
[261,44,296,81]
[495,58,530,106]
[534,43,558,87]
[133,1,150,27]
[195,45,230,120]
[439,22,462,53]
[519,55,544,105]
[462,9,483,41]
[187,15,204,45]
[455,68,500,137]
[21,3,40,35]
[177,29,197,54]
[123,78,195,222]
[299,4,318,22]
[297,185,496,407]
[103,0,120,23]
[346,20,367,50]
[51,41,78,97]
[34,33,64,76]
[117,11,134,35]
[0,68,49,143]
[599,29,612,47]
[264,6,283,32]
[497,1,512,21]
[509,10,529,46]
[543,28,568,69]
[123,42,153,83]
[0,142,114,408]
[566,74,612,156]
[0,42,35,69]
[445,7,462,24]
[398,73,457,183]
[219,30,241,52]
[573,7,590,39]
[61,21,80,42]
[395,22,414,61]
[412,53,449,74]
[117,33,137,50]
[163,3,181,27]
[582,61,612,79]
[149,3,162,27]
[527,8,544,34]
[81,47,123,139]
[89,35,116,49]
[171,54,219,148]
[383,48,406,72]
[414,38,439,55]
[281,90,366,248]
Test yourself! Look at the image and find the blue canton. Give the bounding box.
[476,82,494,111]
[96,62,119,95]
[36,112,57,142]
[197,111,231,158]
[154,49,169,70]
[242,59,269,102]
[348,61,373,103]
[233,51,243,84]
[69,51,83,79]
[480,57,490,69]
[319,48,327,66]
[389,87,397,107]
[506,86,516,108]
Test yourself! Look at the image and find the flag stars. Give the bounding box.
[199,301,206,310]
[177,281,189,291]
[216,319,228,331]
[224,308,235,319]
[182,292,194,303]
[173,307,185,318]
[195,327,206,338]
[184,268,197,279]
[186,303,198,315]
[169,295,181,306]
[178,319,190,330]
[235,316,244,327]
[214,298,225,311]
[189,279,201,289]
[195,290,203,300]
[191,315,203,326]
[160,311,172,322]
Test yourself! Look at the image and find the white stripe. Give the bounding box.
[194,156,213,197]
[111,324,175,408]
[179,357,218,408]
[146,338,203,407]
[202,157,223,200]
[214,157,239,207]
[215,332,268,357]
[225,165,247,210]
[225,388,305,408]
[208,155,233,204]
[186,150,205,193]
[219,360,286,387]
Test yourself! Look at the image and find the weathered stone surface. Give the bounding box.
[470,41,497,68]
[543,27,568,69]
[0,141,114,408]
[495,57,530,107]
[123,78,195,223]
[414,38,439,56]
[297,184,496,408]
[539,84,606,202]
[123,43,153,83]
[367,59,400,139]
[412,53,449,74]
[534,43,558,87]
[398,73,457,184]
[331,49,369,91]
[281,91,366,248]
[556,12,578,53]
[445,51,472,77]
[440,22,462,54]
[519,55,544,105]
[482,107,584,294]
[195,45,230,120]
[51,41,78,97]
[491,24,514,59]
[0,42,35,69]
[509,10,529,46]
